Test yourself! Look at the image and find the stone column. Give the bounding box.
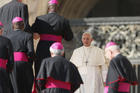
[22,0,49,25]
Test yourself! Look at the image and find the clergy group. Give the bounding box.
[0,0,138,93]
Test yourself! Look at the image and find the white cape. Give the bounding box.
[70,46,107,93]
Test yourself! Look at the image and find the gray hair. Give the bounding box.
[50,47,64,56]
[82,31,93,39]
[106,45,120,52]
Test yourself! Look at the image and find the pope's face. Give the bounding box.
[82,34,93,47]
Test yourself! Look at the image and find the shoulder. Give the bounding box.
[41,57,52,64]
[0,36,11,44]
[37,15,46,18]
[58,14,65,19]
[111,54,125,64]
[9,1,26,6]
[0,36,10,42]
[2,1,13,6]
[43,57,52,62]
[25,32,32,37]
[116,54,131,63]
[58,15,69,22]
[36,15,48,21]
[14,1,26,6]
[0,2,12,8]
[51,13,66,21]
[73,46,83,52]
[1,1,26,10]
[22,31,32,37]
[92,46,104,53]
[92,46,103,50]
[71,47,82,56]
[69,61,77,67]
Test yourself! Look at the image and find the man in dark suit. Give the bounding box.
[104,42,138,93]
[36,42,83,93]
[0,21,14,93]
[6,17,34,93]
[32,0,73,77]
[0,0,31,36]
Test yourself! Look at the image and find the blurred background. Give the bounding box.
[0,0,140,92]
[1,0,140,24]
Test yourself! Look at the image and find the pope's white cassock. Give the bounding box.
[70,45,107,93]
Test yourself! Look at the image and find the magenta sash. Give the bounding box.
[14,52,28,62]
[104,82,130,93]
[45,77,71,90]
[104,86,109,93]
[0,58,8,69]
[40,34,62,42]
[118,82,130,92]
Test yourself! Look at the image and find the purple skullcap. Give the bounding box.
[50,42,63,50]
[105,42,117,49]
[48,0,58,5]
[12,17,23,24]
[0,21,3,27]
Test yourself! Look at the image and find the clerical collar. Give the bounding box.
[83,45,92,49]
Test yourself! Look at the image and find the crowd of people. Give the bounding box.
[0,0,138,93]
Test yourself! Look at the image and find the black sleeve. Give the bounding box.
[22,4,31,33]
[31,18,40,33]
[26,34,35,63]
[63,19,73,41]
[70,63,83,92]
[6,39,14,73]
[36,61,46,90]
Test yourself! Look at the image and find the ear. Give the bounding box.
[50,52,53,57]
[61,51,64,56]
[0,30,2,35]
[12,25,14,29]
[109,50,113,55]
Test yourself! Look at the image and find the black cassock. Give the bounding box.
[105,54,138,93]
[36,56,83,93]
[0,36,14,93]
[0,0,31,35]
[32,12,73,76]
[6,30,34,93]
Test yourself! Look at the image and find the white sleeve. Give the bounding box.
[101,63,108,82]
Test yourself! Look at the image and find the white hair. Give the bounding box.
[50,47,64,56]
[82,31,93,39]
[106,45,120,52]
